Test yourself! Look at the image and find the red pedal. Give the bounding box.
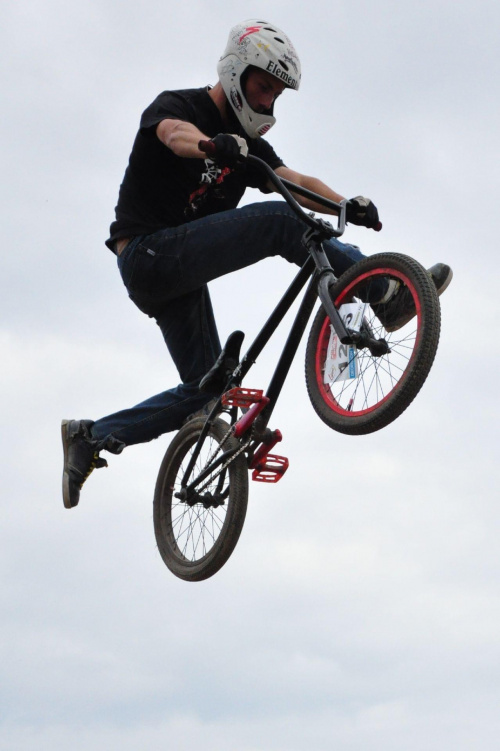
[233,396,270,438]
[222,387,263,408]
[249,430,283,468]
[252,455,289,483]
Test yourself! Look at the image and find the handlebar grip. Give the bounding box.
[198,139,216,157]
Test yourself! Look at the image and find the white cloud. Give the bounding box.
[1,1,499,749]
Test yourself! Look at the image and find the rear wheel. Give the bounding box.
[305,253,441,435]
[153,417,248,581]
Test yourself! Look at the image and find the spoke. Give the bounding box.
[315,266,430,423]
[192,507,209,559]
[164,429,235,563]
[359,358,380,409]
[182,506,198,557]
[173,505,190,544]
[322,308,418,413]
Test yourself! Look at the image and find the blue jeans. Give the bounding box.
[92,201,366,452]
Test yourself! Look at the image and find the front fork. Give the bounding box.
[304,228,390,357]
[301,226,353,344]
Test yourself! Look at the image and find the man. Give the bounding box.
[62,19,452,509]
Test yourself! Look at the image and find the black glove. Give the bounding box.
[346,196,380,229]
[208,134,248,168]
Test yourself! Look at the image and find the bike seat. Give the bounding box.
[199,330,245,395]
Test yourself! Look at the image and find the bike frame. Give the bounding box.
[179,155,353,489]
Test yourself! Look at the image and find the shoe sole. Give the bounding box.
[61,419,78,509]
[384,313,415,333]
[435,266,453,297]
[384,265,453,333]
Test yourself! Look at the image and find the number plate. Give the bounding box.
[323,302,366,383]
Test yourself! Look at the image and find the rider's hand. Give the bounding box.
[207,134,249,168]
[346,196,380,229]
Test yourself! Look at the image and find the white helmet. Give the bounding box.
[217,19,301,138]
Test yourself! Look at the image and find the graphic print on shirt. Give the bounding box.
[185,159,232,218]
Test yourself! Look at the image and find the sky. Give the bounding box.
[1,0,499,749]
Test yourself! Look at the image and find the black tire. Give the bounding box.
[153,417,248,581]
[305,253,441,435]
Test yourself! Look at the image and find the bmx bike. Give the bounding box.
[153,151,441,581]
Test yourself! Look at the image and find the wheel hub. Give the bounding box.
[175,488,226,509]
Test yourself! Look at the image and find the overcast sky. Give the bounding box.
[2,1,499,749]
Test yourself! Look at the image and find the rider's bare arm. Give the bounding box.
[271,166,346,215]
[156,126,346,215]
[156,119,208,159]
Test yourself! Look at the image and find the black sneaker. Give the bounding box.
[374,263,453,333]
[428,263,453,296]
[61,419,107,509]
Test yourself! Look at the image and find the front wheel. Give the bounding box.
[153,417,249,581]
[305,253,441,435]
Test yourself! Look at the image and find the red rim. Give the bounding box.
[314,267,422,418]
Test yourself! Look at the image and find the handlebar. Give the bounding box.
[198,140,382,236]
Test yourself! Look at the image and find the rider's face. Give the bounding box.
[244,69,286,114]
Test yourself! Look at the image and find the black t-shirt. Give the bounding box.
[106,87,285,250]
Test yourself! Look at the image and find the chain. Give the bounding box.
[203,419,234,468]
